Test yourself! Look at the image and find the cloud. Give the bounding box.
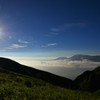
[45,22,86,37]
[7,44,27,49]
[18,39,30,44]
[0,38,29,51]
[38,59,100,79]
[47,43,57,46]
[51,22,86,33]
[34,56,100,71]
[9,56,100,79]
[42,43,58,47]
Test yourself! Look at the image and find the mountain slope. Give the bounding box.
[74,66,100,92]
[0,67,100,99]
[0,57,73,89]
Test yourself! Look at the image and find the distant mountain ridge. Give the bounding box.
[0,57,100,92]
[70,54,100,62]
[55,54,100,62]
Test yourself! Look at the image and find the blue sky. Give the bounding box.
[0,0,100,58]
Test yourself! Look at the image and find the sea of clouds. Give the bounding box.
[11,57,100,79]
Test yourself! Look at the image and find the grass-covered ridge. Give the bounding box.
[0,68,100,100]
[74,66,100,92]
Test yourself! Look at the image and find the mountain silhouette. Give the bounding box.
[70,54,100,62]
[0,57,73,89]
[54,54,100,62]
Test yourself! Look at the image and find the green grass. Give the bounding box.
[0,68,99,100]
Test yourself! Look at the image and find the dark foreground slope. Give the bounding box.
[0,57,73,89]
[0,67,100,99]
[74,66,100,92]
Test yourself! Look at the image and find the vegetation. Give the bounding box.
[0,68,100,100]
[0,58,100,99]
[74,66,100,92]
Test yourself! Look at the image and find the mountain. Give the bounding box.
[70,54,100,62]
[55,54,100,62]
[74,66,100,92]
[0,57,73,89]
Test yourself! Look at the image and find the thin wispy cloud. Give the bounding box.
[42,43,58,47]
[46,22,86,37]
[47,43,57,46]
[18,39,30,44]
[7,44,27,49]
[0,43,27,51]
[51,22,86,33]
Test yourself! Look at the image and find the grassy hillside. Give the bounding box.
[0,68,100,100]
[74,66,100,92]
[0,57,73,89]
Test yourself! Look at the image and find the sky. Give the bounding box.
[0,0,100,58]
[0,0,100,79]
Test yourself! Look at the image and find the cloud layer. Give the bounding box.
[11,56,100,80]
